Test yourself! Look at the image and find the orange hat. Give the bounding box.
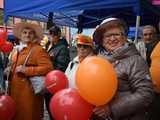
[76,34,93,47]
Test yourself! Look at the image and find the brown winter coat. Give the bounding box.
[10,43,53,120]
[94,43,154,120]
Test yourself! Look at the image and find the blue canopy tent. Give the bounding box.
[3,0,160,28]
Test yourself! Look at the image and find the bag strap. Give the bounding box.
[23,47,33,67]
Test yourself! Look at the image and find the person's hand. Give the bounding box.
[16,65,26,74]
[4,66,11,75]
[93,104,111,119]
[49,52,55,59]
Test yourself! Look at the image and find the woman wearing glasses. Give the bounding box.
[65,34,95,88]
[91,18,154,120]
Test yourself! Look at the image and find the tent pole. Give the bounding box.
[134,15,140,43]
[47,12,55,30]
[134,15,146,60]
[3,23,8,32]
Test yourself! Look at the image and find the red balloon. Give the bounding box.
[50,88,93,120]
[0,41,13,53]
[0,95,16,120]
[45,70,68,94]
[0,30,7,46]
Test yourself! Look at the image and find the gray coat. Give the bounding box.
[98,43,154,120]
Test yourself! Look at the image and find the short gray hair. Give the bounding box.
[142,25,156,34]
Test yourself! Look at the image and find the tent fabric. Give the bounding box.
[4,0,140,27]
[6,11,82,27]
[4,0,160,28]
[4,0,139,14]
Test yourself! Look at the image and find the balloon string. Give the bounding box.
[5,81,8,95]
[5,68,10,95]
[47,83,56,89]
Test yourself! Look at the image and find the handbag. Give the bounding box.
[29,76,45,94]
[23,47,45,95]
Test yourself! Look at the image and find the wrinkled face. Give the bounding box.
[20,28,35,43]
[102,28,127,52]
[77,44,93,59]
[143,28,155,43]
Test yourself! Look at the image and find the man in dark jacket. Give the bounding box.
[142,25,159,67]
[45,26,70,120]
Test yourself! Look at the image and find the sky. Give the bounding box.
[70,27,142,40]
[70,28,95,38]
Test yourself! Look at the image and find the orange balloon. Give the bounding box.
[150,63,160,92]
[76,56,118,106]
[150,42,160,93]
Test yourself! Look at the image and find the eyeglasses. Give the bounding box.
[77,44,90,49]
[103,32,124,39]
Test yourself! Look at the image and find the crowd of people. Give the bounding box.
[0,17,160,120]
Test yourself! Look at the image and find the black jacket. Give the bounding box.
[47,39,70,72]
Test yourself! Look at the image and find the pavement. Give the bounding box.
[43,104,50,120]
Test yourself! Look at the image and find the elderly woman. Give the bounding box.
[65,34,95,88]
[8,22,53,120]
[91,18,154,120]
